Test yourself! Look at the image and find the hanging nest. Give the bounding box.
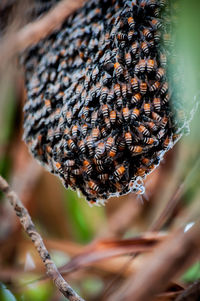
[22,0,193,204]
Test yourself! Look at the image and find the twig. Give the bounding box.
[0,175,85,301]
[0,0,85,64]
[175,279,200,301]
[108,221,200,301]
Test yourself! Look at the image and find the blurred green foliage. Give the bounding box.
[0,283,17,301]
[64,189,106,243]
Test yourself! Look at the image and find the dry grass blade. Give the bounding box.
[150,157,200,231]
[59,233,166,274]
[0,175,85,301]
[108,221,200,301]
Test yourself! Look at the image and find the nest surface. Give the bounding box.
[23,0,184,204]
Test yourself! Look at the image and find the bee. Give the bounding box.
[122,107,130,122]
[72,169,81,176]
[117,32,127,42]
[104,31,111,44]
[132,93,141,104]
[108,145,117,158]
[128,30,134,41]
[160,53,167,67]
[163,136,170,149]
[143,102,151,115]
[124,69,130,82]
[100,86,109,102]
[114,165,126,180]
[160,116,168,128]
[86,135,94,151]
[125,131,132,146]
[129,145,143,155]
[65,160,75,168]
[157,129,165,139]
[101,104,109,118]
[94,159,104,172]
[68,175,77,190]
[131,108,140,120]
[152,112,162,122]
[106,136,114,150]
[83,160,92,175]
[163,94,170,104]
[140,82,148,94]
[58,115,65,130]
[54,162,63,173]
[143,28,152,39]
[110,110,116,124]
[66,111,72,125]
[147,59,155,73]
[154,30,161,42]
[98,174,109,182]
[68,139,76,150]
[102,72,112,85]
[44,99,51,113]
[122,84,127,98]
[163,33,171,46]
[88,180,100,192]
[114,83,121,97]
[91,66,99,82]
[147,121,158,131]
[150,81,160,92]
[131,77,139,91]
[107,89,115,103]
[114,62,123,78]
[138,124,150,136]
[148,0,156,8]
[78,140,86,154]
[118,139,126,151]
[141,41,149,55]
[101,127,107,137]
[139,59,146,73]
[142,158,150,166]
[91,111,98,127]
[71,125,79,138]
[136,167,146,178]
[95,142,105,159]
[73,103,80,115]
[153,97,161,111]
[105,117,111,129]
[82,106,90,119]
[127,17,135,29]
[81,123,88,136]
[131,41,138,55]
[63,128,70,139]
[116,97,123,108]
[151,18,162,30]
[143,137,157,145]
[134,63,140,74]
[91,127,100,141]
[76,84,83,95]
[156,68,165,80]
[160,0,166,7]
[160,82,168,94]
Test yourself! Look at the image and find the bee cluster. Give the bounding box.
[23,0,184,204]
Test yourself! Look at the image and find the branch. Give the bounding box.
[108,221,200,301]
[0,0,85,64]
[175,279,200,301]
[0,175,85,301]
